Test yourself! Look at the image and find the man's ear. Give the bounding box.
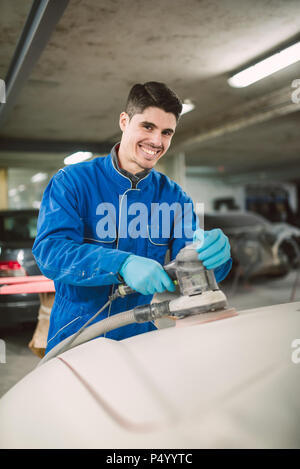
[119,112,129,132]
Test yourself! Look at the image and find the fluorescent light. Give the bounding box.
[31,172,48,183]
[228,41,300,88]
[181,100,195,115]
[32,201,41,209]
[64,151,93,165]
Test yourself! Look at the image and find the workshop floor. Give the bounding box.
[1,269,300,398]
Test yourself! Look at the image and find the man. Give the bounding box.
[33,82,231,354]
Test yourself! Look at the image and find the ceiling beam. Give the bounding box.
[0,0,69,128]
[174,84,300,151]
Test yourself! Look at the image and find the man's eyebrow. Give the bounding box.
[140,121,175,134]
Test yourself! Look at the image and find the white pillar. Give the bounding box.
[156,152,186,190]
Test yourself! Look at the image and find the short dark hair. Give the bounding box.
[125,82,183,121]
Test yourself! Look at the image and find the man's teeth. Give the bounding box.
[141,147,158,155]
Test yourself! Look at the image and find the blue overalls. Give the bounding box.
[33,146,231,354]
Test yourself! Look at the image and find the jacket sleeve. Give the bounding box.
[169,193,199,261]
[169,191,232,283]
[32,170,130,287]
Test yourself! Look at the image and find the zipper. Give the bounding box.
[105,165,135,335]
[105,161,151,335]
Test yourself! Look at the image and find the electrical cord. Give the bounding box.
[67,290,119,349]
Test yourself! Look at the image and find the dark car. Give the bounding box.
[204,211,300,280]
[0,209,41,327]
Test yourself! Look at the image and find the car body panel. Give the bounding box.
[0,301,299,449]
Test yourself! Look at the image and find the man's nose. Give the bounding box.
[151,131,162,148]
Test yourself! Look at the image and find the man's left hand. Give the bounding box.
[193,228,231,270]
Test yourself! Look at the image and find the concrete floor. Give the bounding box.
[0,323,40,397]
[0,268,300,398]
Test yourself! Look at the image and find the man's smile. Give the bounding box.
[138,143,162,159]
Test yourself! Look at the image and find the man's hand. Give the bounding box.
[193,228,231,270]
[119,254,175,296]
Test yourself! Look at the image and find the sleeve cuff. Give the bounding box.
[117,272,124,283]
[214,258,232,283]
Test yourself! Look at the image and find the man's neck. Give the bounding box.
[117,147,144,175]
[111,144,150,185]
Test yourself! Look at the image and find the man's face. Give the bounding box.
[118,106,177,174]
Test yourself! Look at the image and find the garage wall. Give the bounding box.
[185,175,244,214]
[7,168,54,209]
[184,175,298,222]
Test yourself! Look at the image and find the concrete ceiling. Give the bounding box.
[0,0,300,180]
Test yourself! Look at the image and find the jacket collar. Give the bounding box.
[111,143,150,186]
[104,143,153,192]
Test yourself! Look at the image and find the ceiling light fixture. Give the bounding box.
[228,41,300,88]
[181,99,195,115]
[31,172,48,183]
[64,151,93,165]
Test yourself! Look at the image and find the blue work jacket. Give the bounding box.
[33,150,231,353]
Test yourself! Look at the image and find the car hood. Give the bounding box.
[0,301,300,448]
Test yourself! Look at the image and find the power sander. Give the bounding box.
[118,242,230,318]
[39,243,235,365]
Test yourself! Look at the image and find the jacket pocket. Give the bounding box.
[83,216,117,246]
[84,237,116,247]
[146,225,169,265]
[47,294,92,346]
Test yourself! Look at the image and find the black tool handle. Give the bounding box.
[117,284,136,297]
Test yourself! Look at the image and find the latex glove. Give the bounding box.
[193,228,231,270]
[119,254,175,296]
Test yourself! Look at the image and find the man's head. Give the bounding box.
[118,82,182,174]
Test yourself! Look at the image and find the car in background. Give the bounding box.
[0,209,41,327]
[204,211,300,280]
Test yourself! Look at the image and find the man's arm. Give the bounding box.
[32,170,130,287]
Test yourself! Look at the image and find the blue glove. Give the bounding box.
[193,228,231,270]
[119,254,176,296]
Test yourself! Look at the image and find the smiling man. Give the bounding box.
[118,106,176,173]
[33,82,232,355]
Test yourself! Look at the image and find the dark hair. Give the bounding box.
[125,82,183,121]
